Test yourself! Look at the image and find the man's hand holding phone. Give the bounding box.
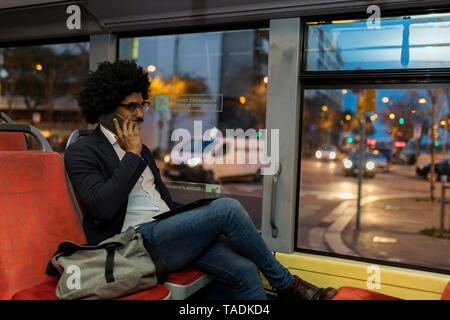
[113,118,142,156]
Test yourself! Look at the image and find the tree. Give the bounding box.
[420,89,448,201]
[242,78,266,129]
[149,74,209,151]
[2,44,89,125]
[379,91,418,142]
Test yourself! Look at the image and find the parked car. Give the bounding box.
[314,146,339,161]
[342,151,376,178]
[416,158,450,181]
[163,137,264,184]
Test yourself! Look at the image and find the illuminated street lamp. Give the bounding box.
[419,98,427,104]
[35,64,43,71]
[389,113,395,120]
[345,114,351,121]
[382,97,389,103]
[322,105,328,112]
[239,96,246,104]
[341,89,348,94]
[147,64,156,73]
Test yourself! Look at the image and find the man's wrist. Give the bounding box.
[127,149,141,155]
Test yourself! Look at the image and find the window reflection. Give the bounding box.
[305,13,450,71]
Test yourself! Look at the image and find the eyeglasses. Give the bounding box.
[118,101,151,112]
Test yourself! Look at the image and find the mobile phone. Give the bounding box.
[98,112,125,135]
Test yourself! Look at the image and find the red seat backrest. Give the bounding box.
[0,151,86,299]
[441,281,450,300]
[0,132,27,151]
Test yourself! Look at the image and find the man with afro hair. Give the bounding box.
[65,60,337,300]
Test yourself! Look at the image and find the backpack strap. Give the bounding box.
[142,238,168,284]
[46,241,123,276]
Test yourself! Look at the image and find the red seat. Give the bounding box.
[332,286,402,300]
[164,268,214,300]
[11,279,170,300]
[0,151,169,300]
[441,281,450,300]
[333,281,450,300]
[0,132,27,151]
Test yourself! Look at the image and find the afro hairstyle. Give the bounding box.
[77,60,149,123]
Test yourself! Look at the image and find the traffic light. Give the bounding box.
[399,117,404,125]
[347,137,353,144]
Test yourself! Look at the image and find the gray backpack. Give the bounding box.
[46,227,168,300]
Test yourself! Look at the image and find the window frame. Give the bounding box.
[301,9,450,75]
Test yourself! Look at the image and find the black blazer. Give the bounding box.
[64,125,179,244]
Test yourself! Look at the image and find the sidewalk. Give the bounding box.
[341,197,450,271]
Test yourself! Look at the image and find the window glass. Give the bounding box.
[305,13,450,71]
[119,29,269,230]
[298,87,450,271]
[0,43,90,152]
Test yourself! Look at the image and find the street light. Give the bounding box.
[389,113,395,119]
[419,98,427,104]
[147,64,156,73]
[382,97,389,103]
[322,105,328,112]
[239,96,246,104]
[341,89,348,94]
[35,64,43,71]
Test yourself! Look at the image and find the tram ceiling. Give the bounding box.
[86,0,450,32]
[0,1,105,45]
[0,0,449,44]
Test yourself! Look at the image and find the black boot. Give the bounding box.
[277,276,338,300]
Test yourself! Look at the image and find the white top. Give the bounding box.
[99,125,170,231]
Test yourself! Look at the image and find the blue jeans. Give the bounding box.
[136,198,293,300]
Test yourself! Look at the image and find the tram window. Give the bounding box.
[0,43,90,154]
[305,12,450,71]
[119,29,269,230]
[298,87,450,271]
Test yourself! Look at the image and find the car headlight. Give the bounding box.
[315,151,322,159]
[366,161,375,170]
[343,159,353,169]
[329,151,336,160]
[187,157,202,167]
[163,154,171,164]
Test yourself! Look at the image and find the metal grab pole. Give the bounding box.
[441,175,447,237]
[356,118,365,230]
